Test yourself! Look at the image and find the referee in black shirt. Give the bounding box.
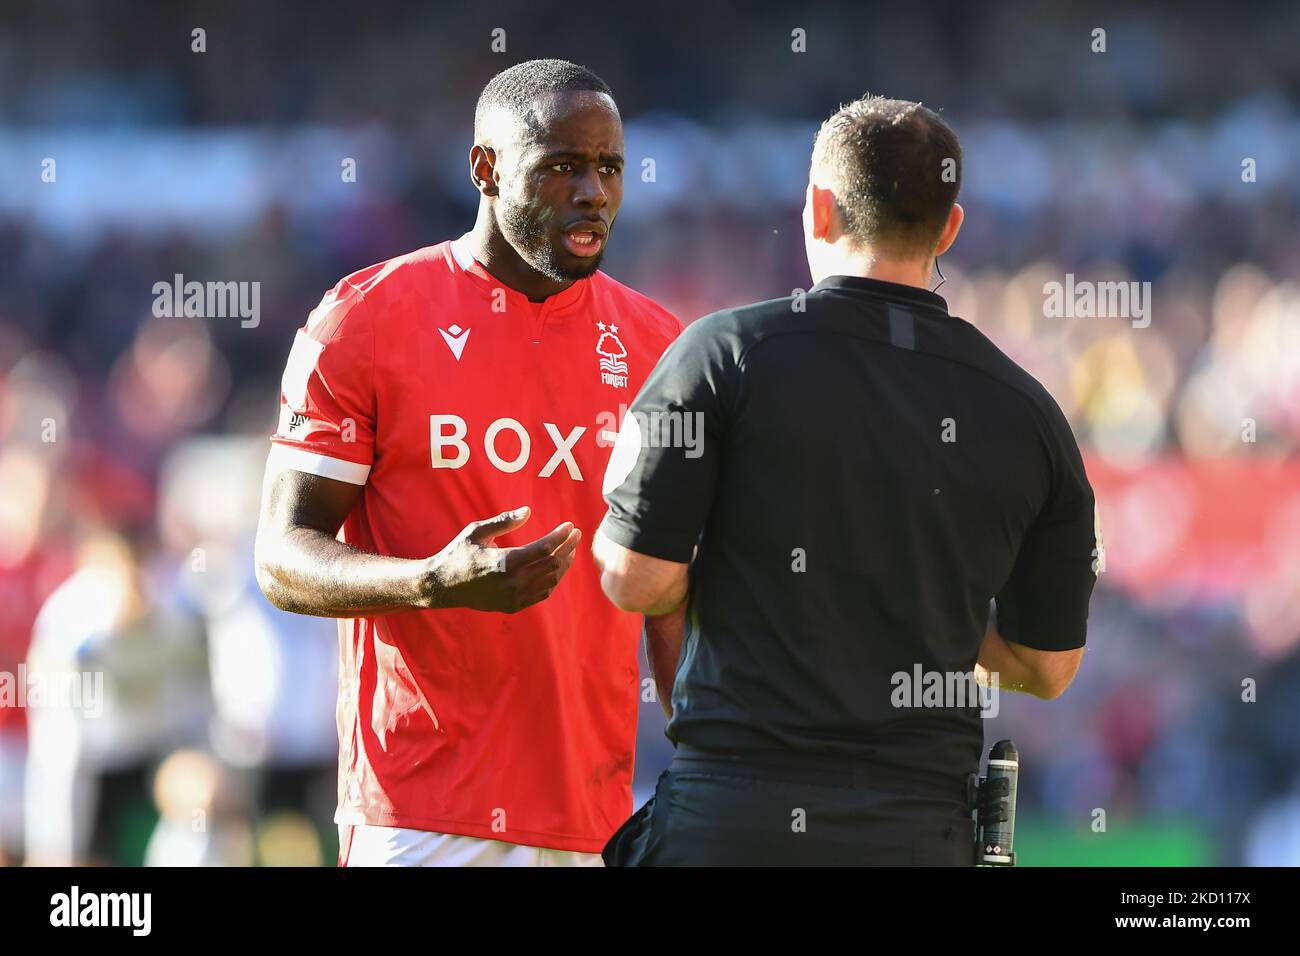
[592,95,1099,866]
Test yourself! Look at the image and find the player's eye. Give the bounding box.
[551,163,574,173]
[599,165,620,176]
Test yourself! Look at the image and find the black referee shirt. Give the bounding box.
[599,274,1098,785]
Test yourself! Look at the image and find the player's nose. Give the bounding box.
[571,168,608,208]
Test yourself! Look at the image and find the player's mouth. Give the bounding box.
[560,222,607,258]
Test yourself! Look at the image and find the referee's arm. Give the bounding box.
[594,313,729,716]
[594,535,687,717]
[977,397,1100,701]
[593,312,730,625]
[976,630,1084,700]
[593,536,688,615]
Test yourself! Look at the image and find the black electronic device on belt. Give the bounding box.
[966,739,1018,866]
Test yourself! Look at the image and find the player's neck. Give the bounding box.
[465,212,575,303]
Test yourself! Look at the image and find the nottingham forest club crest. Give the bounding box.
[596,321,629,388]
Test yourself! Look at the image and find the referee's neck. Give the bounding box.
[810,248,933,291]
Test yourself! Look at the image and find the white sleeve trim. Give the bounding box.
[268,444,371,485]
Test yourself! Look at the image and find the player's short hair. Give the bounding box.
[474,59,614,141]
[812,95,961,257]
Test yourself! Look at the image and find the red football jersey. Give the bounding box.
[268,237,681,852]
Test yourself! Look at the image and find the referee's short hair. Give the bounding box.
[475,59,614,140]
[812,95,962,258]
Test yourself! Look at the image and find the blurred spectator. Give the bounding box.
[0,446,74,865]
[144,748,253,866]
[158,438,338,862]
[23,528,208,865]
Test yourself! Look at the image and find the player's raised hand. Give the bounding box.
[422,506,582,613]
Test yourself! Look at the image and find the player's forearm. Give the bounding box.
[255,525,434,617]
[975,629,1053,699]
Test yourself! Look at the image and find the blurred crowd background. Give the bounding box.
[2,0,1299,865]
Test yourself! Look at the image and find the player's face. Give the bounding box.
[496,91,625,282]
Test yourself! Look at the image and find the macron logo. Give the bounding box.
[439,324,470,361]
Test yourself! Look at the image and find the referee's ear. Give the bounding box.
[806,182,838,243]
[934,202,964,257]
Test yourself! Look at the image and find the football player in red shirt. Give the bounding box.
[254,60,682,866]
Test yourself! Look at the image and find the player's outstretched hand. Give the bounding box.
[423,506,582,613]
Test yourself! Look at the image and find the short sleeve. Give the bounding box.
[267,278,376,485]
[598,314,734,563]
[994,401,1100,651]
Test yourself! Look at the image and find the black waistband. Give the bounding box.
[671,744,973,806]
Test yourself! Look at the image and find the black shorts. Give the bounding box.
[604,746,977,866]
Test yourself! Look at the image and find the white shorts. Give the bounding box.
[338,824,604,867]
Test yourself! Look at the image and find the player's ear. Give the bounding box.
[469,144,500,197]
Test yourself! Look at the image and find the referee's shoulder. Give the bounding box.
[683,292,799,343]
[945,315,1077,437]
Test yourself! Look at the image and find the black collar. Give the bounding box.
[810,274,950,314]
